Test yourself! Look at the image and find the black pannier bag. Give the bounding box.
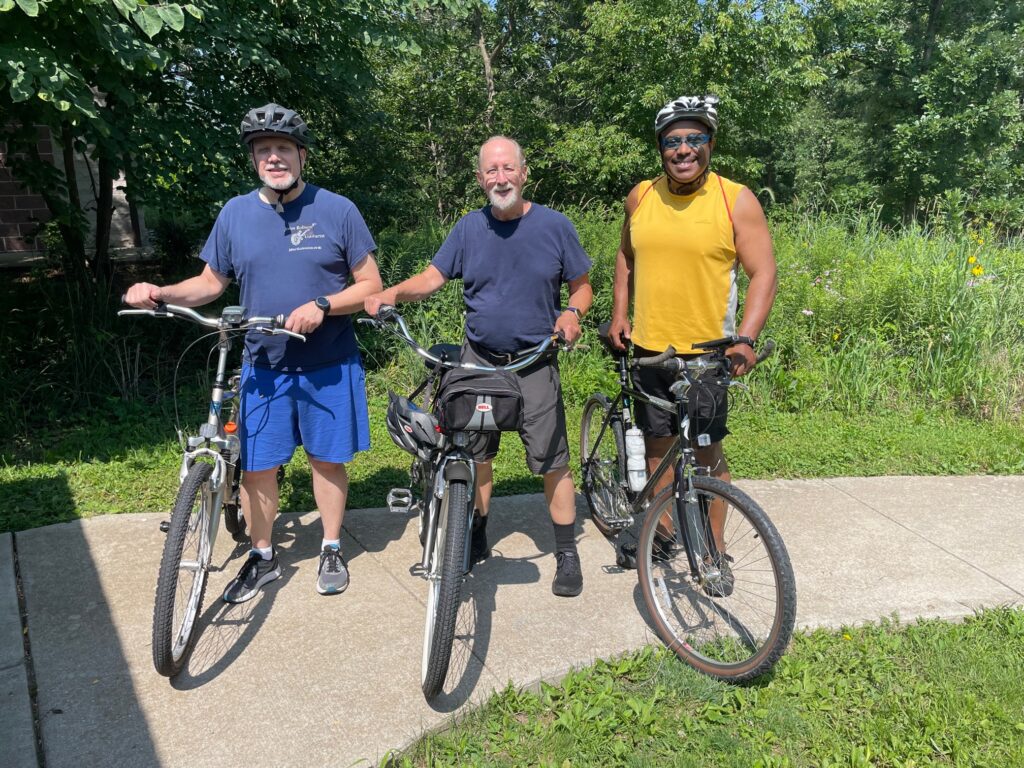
[434,367,524,432]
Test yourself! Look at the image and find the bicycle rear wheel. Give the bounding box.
[153,462,214,677]
[421,478,470,698]
[637,476,796,682]
[580,394,630,537]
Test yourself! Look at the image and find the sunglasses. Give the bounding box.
[659,133,712,151]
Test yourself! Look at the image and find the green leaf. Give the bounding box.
[132,5,163,38]
[156,4,185,31]
[14,0,38,16]
[182,3,202,19]
[112,0,138,19]
[0,0,16,12]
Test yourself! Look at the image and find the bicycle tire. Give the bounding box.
[421,478,469,698]
[637,475,796,682]
[580,394,629,537]
[152,461,214,677]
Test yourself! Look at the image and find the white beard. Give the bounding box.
[261,168,297,191]
[488,185,519,211]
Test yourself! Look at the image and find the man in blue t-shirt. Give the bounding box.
[125,103,382,603]
[365,136,593,597]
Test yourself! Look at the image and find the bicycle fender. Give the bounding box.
[442,460,473,485]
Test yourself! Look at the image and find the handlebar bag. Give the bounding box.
[435,367,524,432]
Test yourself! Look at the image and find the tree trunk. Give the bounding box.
[57,123,89,283]
[473,6,509,132]
[92,151,115,279]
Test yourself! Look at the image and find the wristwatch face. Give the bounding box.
[315,296,330,313]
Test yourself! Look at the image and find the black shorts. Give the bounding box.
[460,341,570,475]
[633,346,730,445]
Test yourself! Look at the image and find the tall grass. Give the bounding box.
[363,209,1024,421]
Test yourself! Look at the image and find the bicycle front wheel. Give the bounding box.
[637,476,796,682]
[580,394,630,537]
[152,462,214,677]
[421,478,470,699]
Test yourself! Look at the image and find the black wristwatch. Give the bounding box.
[314,296,331,315]
[734,335,756,347]
[565,306,583,320]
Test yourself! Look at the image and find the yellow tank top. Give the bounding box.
[630,173,744,353]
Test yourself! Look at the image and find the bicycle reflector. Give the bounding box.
[224,421,238,434]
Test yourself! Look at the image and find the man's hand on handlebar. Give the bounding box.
[364,291,399,317]
[123,282,164,309]
[553,312,581,346]
[726,340,757,377]
[608,315,632,352]
[284,301,326,335]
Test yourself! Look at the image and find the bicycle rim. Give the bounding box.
[637,477,796,681]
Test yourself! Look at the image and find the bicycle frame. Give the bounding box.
[587,346,733,576]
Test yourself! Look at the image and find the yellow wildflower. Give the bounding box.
[972,265,984,276]
[968,255,977,264]
[843,633,852,641]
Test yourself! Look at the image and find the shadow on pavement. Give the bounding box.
[15,507,162,767]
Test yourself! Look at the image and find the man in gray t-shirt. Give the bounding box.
[366,136,593,597]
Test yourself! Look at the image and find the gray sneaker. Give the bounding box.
[316,545,349,595]
[223,549,282,604]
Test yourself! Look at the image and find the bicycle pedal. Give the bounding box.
[159,520,171,533]
[387,488,413,513]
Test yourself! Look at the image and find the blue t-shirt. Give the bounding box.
[431,204,591,354]
[200,184,376,371]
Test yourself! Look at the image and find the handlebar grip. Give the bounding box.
[274,313,285,328]
[634,346,677,367]
[755,339,776,365]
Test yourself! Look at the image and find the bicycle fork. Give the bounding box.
[672,461,719,577]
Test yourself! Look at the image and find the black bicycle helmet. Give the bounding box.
[386,392,441,459]
[240,103,312,148]
[654,95,720,138]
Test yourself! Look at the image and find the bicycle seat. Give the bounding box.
[597,321,630,359]
[425,343,461,370]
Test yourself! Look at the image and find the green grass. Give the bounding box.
[2,392,1022,533]
[393,608,1024,767]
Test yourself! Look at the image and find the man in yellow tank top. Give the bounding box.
[608,95,777,573]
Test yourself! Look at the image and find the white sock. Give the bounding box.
[322,539,341,551]
[254,546,273,560]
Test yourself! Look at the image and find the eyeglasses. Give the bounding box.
[659,133,712,151]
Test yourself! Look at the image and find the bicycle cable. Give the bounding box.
[171,328,232,446]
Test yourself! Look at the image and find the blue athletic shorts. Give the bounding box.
[238,357,371,472]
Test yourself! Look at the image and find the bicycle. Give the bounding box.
[358,306,557,699]
[580,323,796,681]
[118,303,304,677]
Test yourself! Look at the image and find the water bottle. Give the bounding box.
[625,426,647,492]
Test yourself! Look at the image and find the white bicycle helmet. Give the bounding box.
[654,95,720,138]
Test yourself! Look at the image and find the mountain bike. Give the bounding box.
[580,324,795,681]
[359,306,557,699]
[118,303,304,677]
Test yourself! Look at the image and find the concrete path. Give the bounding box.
[2,476,1022,767]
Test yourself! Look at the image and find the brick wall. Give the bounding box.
[0,126,53,255]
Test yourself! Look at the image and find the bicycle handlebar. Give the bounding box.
[358,305,557,373]
[118,303,307,341]
[634,336,775,374]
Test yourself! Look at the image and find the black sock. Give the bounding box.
[553,522,576,553]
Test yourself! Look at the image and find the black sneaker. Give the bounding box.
[552,549,583,597]
[222,549,282,604]
[316,545,349,595]
[470,511,490,565]
[702,553,735,598]
[616,534,677,570]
